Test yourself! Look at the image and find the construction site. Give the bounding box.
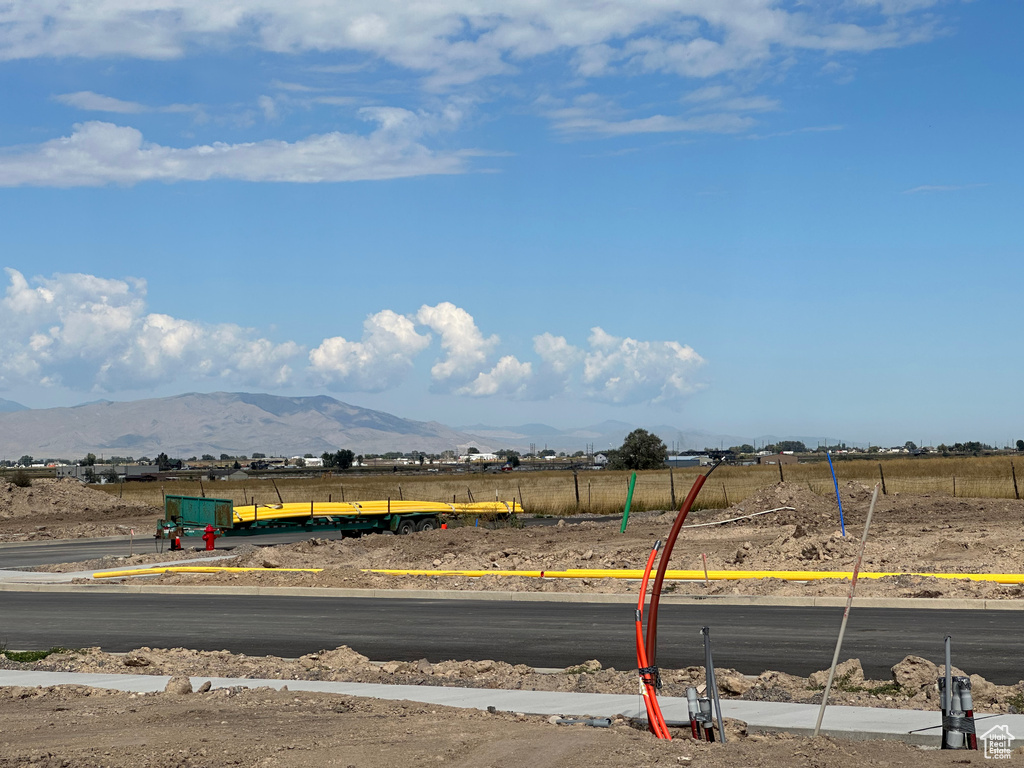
[1,469,1023,766]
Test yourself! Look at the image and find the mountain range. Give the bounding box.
[0,392,479,459]
[0,391,847,460]
[0,398,27,413]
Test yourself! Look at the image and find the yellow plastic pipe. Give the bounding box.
[231,500,519,523]
[94,564,1024,585]
[93,566,323,578]
[365,568,1024,584]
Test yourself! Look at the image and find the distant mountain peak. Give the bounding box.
[0,398,28,413]
[0,391,486,458]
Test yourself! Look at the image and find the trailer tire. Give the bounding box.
[416,517,439,532]
[396,519,416,536]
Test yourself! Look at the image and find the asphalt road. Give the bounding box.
[0,533,329,569]
[0,517,621,569]
[1,593,1020,684]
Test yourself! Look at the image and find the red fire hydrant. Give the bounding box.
[202,524,220,551]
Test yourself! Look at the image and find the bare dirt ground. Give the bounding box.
[0,479,158,540]
[5,480,1024,764]
[2,646,1023,714]
[46,480,1024,600]
[4,683,1012,768]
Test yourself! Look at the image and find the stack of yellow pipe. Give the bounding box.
[231,500,520,523]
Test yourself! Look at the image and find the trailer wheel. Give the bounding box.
[416,517,439,532]
[396,519,416,536]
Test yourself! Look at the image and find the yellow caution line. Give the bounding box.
[365,568,1024,584]
[93,566,323,579]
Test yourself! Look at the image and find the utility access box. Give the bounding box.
[164,494,234,529]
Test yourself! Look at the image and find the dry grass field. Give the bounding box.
[90,454,1024,517]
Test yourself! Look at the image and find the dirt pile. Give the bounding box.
[4,647,1023,713]
[0,478,158,540]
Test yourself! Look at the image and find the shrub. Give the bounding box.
[11,470,31,488]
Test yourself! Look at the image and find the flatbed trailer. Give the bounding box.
[156,495,520,539]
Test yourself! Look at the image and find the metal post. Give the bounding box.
[701,627,727,744]
[813,484,879,736]
[942,635,955,748]
[946,638,954,716]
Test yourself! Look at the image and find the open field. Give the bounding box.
[84,454,1024,517]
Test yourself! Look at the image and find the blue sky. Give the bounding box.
[0,1,1020,446]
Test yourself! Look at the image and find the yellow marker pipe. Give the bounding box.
[94,565,1024,585]
[94,566,322,578]
[365,568,1024,584]
[230,500,520,524]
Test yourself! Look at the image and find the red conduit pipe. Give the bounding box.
[635,540,671,739]
[644,460,723,667]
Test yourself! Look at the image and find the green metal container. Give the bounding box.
[164,494,234,529]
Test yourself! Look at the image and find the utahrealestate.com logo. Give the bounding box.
[981,724,1014,759]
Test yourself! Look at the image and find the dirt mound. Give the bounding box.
[729,482,846,529]
[0,478,158,540]
[5,646,1023,714]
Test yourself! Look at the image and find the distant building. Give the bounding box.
[459,452,499,462]
[665,456,699,468]
[56,464,157,480]
[759,454,799,466]
[593,453,609,466]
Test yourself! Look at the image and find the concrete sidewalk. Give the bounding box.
[0,555,235,584]
[2,669,1020,747]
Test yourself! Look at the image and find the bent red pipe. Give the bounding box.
[645,461,722,666]
[635,541,670,739]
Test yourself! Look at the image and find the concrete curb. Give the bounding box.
[2,669,1022,747]
[0,535,132,549]
[0,581,1020,609]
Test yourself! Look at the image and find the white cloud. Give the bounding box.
[457,355,533,397]
[683,85,780,113]
[0,2,944,84]
[530,333,584,398]
[551,110,755,137]
[309,310,432,392]
[544,83,774,137]
[258,95,278,121]
[0,268,301,391]
[53,90,200,115]
[270,80,321,93]
[0,113,469,187]
[903,183,987,194]
[582,327,705,404]
[54,91,147,114]
[415,302,499,386]
[1,270,707,406]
